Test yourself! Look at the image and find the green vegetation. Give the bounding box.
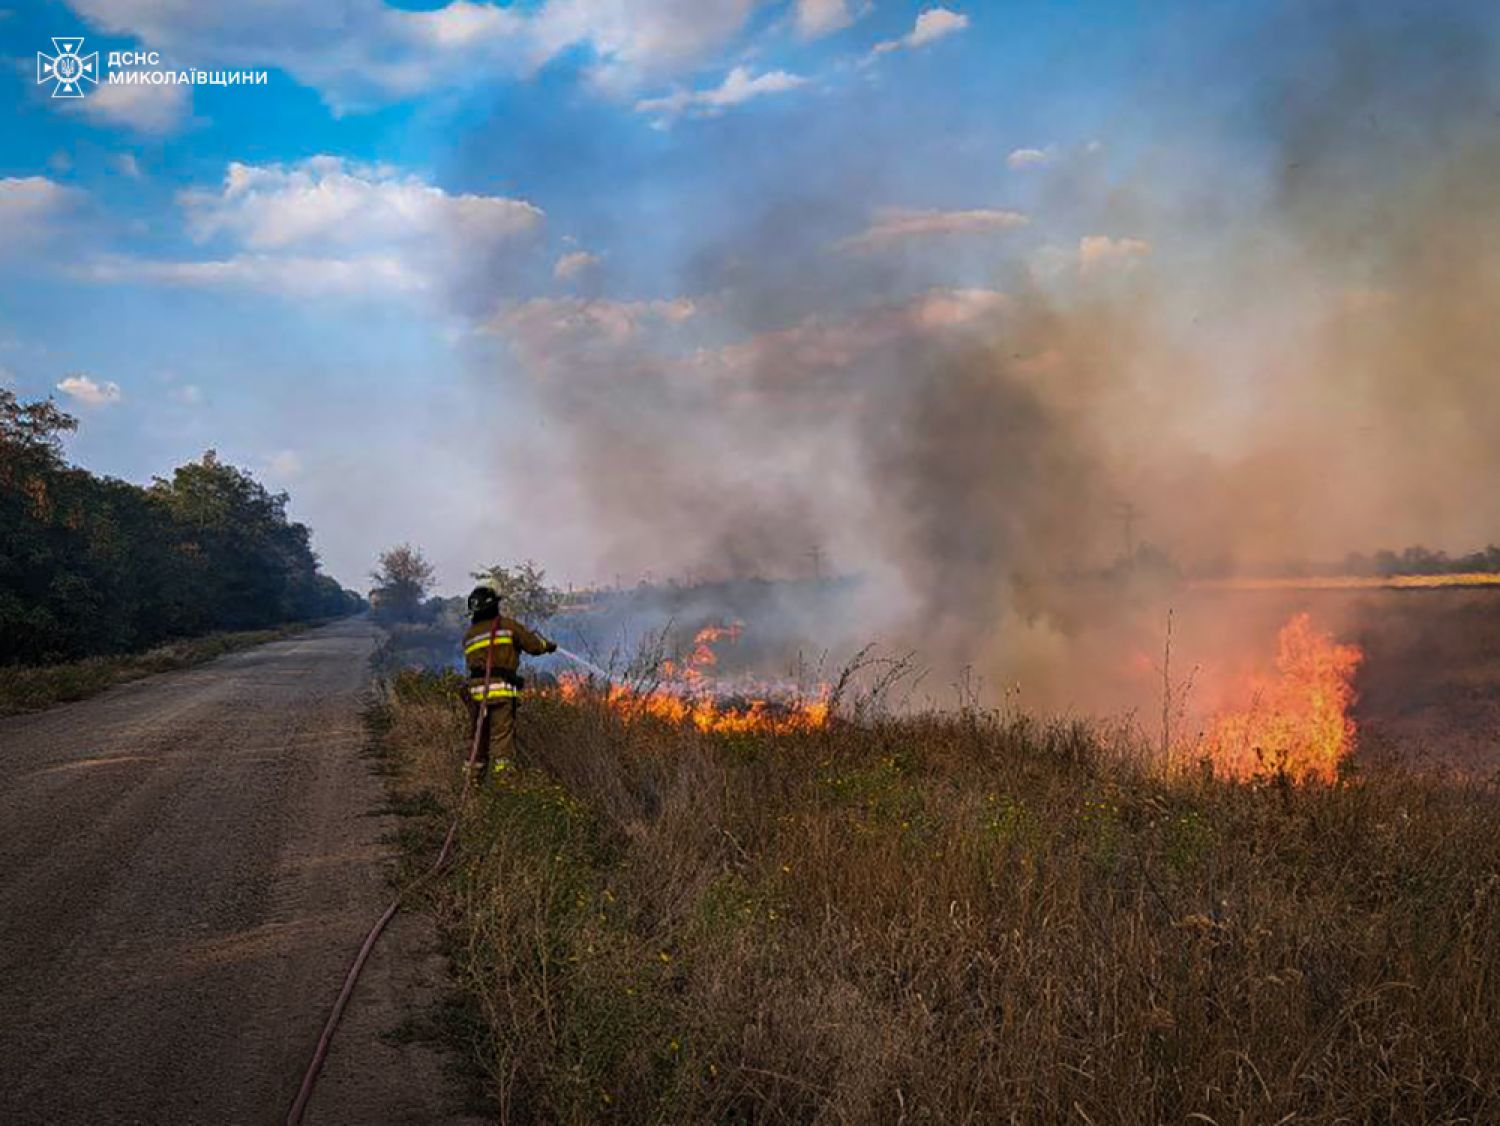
[373,618,465,676]
[0,622,319,715]
[368,553,566,672]
[0,389,362,667]
[376,671,1500,1124]
[471,560,563,623]
[370,543,438,623]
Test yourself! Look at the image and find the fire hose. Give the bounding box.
[283,616,501,1126]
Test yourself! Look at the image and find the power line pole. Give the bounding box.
[806,544,824,581]
[1116,501,1140,561]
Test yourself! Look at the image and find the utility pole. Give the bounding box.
[806,544,824,581]
[1115,501,1140,562]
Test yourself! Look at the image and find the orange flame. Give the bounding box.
[557,620,829,735]
[1200,613,1363,783]
[662,621,744,684]
[557,675,831,735]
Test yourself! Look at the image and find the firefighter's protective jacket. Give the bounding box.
[462,613,552,701]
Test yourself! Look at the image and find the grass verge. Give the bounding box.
[376,668,1500,1124]
[0,621,324,716]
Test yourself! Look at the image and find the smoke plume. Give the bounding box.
[458,0,1500,710]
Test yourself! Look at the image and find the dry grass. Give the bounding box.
[378,669,1500,1125]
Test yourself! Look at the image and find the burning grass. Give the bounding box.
[558,673,831,736]
[378,669,1500,1124]
[558,626,834,740]
[555,622,832,736]
[1198,612,1364,784]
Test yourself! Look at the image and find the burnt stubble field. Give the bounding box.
[1351,592,1500,775]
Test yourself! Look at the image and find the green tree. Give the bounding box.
[371,543,436,622]
[471,559,561,623]
[151,451,317,632]
[0,394,361,665]
[0,391,79,660]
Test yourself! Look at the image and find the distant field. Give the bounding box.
[1345,589,1500,774]
[1192,572,1500,591]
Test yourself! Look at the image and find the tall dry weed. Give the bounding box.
[378,670,1500,1124]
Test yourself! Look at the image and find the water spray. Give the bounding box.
[555,646,616,683]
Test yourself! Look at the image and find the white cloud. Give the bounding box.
[169,382,204,405]
[0,177,73,218]
[80,253,428,298]
[871,7,969,56]
[910,287,1010,327]
[553,250,601,280]
[56,374,122,406]
[489,296,696,367]
[0,177,78,248]
[1006,146,1052,170]
[1078,235,1152,272]
[74,80,190,134]
[484,288,1011,426]
[533,0,762,92]
[67,0,766,109]
[180,156,542,252]
[495,295,694,335]
[691,287,1008,389]
[113,152,143,178]
[907,7,970,47]
[78,156,541,300]
[839,206,1028,251]
[794,0,857,38]
[635,65,808,122]
[402,0,525,49]
[65,0,526,110]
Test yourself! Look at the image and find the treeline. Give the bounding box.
[368,546,562,625]
[1129,542,1500,581]
[1342,545,1500,576]
[1,390,363,666]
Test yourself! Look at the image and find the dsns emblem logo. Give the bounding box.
[37,37,100,99]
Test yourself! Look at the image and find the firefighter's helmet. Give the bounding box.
[467,580,501,616]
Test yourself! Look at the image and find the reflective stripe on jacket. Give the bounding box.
[469,681,520,701]
[461,612,552,687]
[464,631,514,660]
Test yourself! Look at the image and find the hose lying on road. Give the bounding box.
[285,619,501,1126]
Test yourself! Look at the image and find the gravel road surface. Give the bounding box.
[0,618,474,1125]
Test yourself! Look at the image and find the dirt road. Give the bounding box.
[0,618,471,1125]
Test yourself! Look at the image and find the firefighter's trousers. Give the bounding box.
[460,690,518,787]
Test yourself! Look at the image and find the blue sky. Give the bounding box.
[4,1,1491,594]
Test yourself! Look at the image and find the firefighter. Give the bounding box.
[459,579,557,787]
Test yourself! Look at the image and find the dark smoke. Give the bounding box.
[456,0,1500,710]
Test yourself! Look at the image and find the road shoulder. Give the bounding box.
[302,695,490,1126]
